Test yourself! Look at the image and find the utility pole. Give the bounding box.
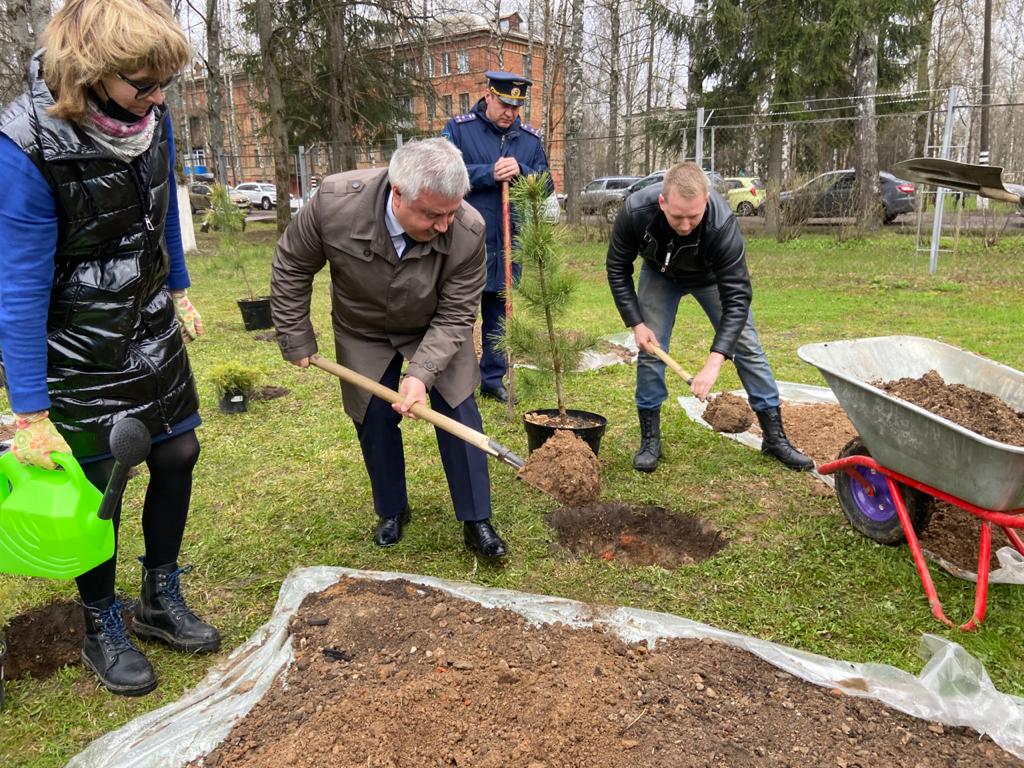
[978,0,993,209]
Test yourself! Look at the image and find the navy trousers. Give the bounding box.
[479,291,507,391]
[354,354,492,522]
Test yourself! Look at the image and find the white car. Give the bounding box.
[235,182,277,210]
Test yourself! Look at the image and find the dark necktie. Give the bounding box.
[402,232,418,255]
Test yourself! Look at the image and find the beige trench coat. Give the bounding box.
[270,168,486,422]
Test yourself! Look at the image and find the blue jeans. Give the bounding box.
[635,264,780,412]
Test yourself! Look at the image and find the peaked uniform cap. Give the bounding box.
[485,70,532,106]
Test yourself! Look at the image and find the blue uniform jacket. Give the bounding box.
[441,98,552,292]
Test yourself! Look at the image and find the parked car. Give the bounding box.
[188,183,251,215]
[723,176,764,216]
[623,169,729,200]
[779,170,915,224]
[235,181,278,210]
[578,176,641,221]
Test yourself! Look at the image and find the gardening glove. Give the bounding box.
[11,411,72,470]
[171,289,203,343]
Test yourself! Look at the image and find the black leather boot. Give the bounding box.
[633,408,662,472]
[756,406,814,471]
[132,560,221,653]
[81,597,157,696]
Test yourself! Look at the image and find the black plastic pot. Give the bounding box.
[237,297,273,331]
[523,408,608,455]
[218,389,250,414]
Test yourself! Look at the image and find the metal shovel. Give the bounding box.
[892,157,1023,205]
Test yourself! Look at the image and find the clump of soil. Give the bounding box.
[2,600,85,680]
[547,502,726,567]
[0,418,14,442]
[524,410,602,430]
[252,331,277,343]
[878,370,1024,447]
[593,338,634,363]
[920,502,1016,573]
[251,385,290,401]
[519,429,601,507]
[703,392,754,433]
[194,577,1018,768]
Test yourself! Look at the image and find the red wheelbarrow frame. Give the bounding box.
[818,455,1024,631]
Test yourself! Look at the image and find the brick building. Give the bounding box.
[176,12,563,194]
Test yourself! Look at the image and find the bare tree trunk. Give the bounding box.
[255,0,292,233]
[643,15,654,173]
[205,0,227,183]
[852,27,880,231]
[687,0,706,105]
[605,0,621,175]
[225,71,243,184]
[765,122,784,235]
[327,0,357,171]
[563,0,584,224]
[5,0,50,94]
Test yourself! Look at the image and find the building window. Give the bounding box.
[459,92,470,114]
[457,50,469,74]
[425,56,435,78]
[499,18,510,33]
[427,94,436,121]
[442,94,453,116]
[522,54,532,79]
[441,52,451,76]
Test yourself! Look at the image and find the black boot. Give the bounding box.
[132,560,221,653]
[633,408,662,472]
[81,597,157,696]
[756,407,814,471]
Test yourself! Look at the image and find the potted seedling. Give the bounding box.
[231,245,274,331]
[209,362,261,414]
[499,172,608,454]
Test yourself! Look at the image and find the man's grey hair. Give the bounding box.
[388,138,470,201]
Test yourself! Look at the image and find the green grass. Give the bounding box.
[3,220,1024,765]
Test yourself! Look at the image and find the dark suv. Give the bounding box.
[579,176,641,221]
[779,170,915,224]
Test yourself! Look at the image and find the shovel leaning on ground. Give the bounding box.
[310,355,526,471]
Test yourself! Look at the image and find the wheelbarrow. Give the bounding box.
[798,336,1024,630]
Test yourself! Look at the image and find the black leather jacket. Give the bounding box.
[605,183,753,359]
[0,54,198,456]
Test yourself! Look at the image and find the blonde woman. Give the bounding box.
[0,0,218,696]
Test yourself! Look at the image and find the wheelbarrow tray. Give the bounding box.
[798,336,1024,511]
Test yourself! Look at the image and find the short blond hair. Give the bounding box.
[662,162,710,200]
[42,0,191,123]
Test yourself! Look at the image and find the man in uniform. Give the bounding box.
[441,70,553,403]
[606,162,813,474]
[270,138,508,558]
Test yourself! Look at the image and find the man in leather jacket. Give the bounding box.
[606,162,812,473]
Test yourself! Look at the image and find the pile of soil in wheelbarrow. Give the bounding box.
[879,370,1024,447]
[518,429,601,507]
[194,577,1017,767]
[547,502,726,567]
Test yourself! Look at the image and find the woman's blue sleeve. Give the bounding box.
[0,135,57,413]
[163,113,190,291]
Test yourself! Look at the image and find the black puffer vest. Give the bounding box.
[0,54,198,457]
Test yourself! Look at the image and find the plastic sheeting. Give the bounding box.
[68,566,1024,767]
[680,382,1024,585]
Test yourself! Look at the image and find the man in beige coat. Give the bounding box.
[270,138,507,557]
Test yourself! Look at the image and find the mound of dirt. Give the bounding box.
[193,577,1017,767]
[879,370,1024,447]
[703,392,754,433]
[547,502,726,567]
[519,430,601,507]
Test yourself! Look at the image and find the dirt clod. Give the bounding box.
[703,392,755,433]
[518,430,601,507]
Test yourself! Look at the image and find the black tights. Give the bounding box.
[75,431,200,605]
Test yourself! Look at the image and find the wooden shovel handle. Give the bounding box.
[648,345,694,385]
[309,355,524,469]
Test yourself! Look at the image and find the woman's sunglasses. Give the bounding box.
[116,72,176,99]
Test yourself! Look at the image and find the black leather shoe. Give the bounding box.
[132,560,221,653]
[374,507,411,547]
[463,520,508,558]
[479,385,512,404]
[82,598,157,696]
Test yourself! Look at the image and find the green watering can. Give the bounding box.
[0,450,113,579]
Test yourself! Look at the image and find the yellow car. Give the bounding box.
[723,176,764,216]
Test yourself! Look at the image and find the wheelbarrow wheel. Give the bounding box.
[834,437,933,545]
